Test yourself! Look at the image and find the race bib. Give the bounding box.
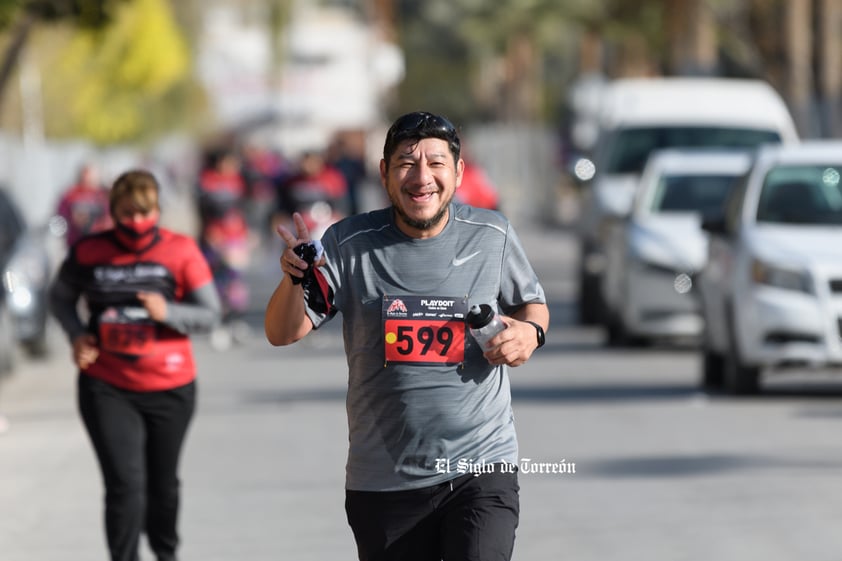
[382,295,468,366]
[98,307,156,357]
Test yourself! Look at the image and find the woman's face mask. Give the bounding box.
[112,199,160,252]
[116,215,158,237]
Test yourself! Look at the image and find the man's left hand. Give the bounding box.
[482,318,540,367]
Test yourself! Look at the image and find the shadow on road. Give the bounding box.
[241,387,347,405]
[583,452,842,479]
[512,382,697,403]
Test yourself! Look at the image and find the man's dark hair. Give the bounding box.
[382,111,461,167]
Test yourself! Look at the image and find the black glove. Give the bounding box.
[290,242,319,285]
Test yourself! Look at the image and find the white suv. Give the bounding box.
[698,141,842,394]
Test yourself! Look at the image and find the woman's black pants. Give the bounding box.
[78,374,196,561]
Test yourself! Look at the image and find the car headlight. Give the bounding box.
[3,242,49,316]
[573,157,596,181]
[751,258,812,293]
[3,242,49,288]
[3,272,34,312]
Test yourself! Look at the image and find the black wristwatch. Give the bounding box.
[525,321,545,349]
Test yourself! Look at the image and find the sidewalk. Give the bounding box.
[0,323,357,561]
[0,335,105,559]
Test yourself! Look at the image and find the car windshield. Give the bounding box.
[602,127,780,174]
[756,165,842,225]
[650,174,739,216]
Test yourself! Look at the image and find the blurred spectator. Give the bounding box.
[457,159,500,211]
[239,141,289,243]
[274,150,348,241]
[196,148,252,326]
[55,163,113,248]
[277,150,348,215]
[327,130,368,215]
[196,149,246,228]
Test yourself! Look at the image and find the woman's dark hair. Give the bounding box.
[109,170,160,214]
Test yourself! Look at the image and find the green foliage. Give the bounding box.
[68,0,116,26]
[394,0,590,123]
[0,0,125,28]
[0,1,23,28]
[395,0,769,122]
[48,0,192,143]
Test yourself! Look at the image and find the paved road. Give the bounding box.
[4,223,842,561]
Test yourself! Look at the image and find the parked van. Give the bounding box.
[576,77,799,325]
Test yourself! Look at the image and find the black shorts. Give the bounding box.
[345,466,519,561]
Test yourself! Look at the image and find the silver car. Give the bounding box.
[698,141,842,394]
[602,149,752,346]
[0,187,53,367]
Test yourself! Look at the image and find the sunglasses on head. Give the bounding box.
[389,112,456,137]
[383,112,460,162]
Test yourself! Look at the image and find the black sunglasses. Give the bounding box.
[390,112,456,136]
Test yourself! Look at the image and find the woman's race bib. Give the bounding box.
[98,306,157,357]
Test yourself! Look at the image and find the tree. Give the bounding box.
[0,0,123,115]
[0,0,198,144]
[394,0,591,123]
[48,0,190,143]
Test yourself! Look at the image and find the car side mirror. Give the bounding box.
[700,215,728,235]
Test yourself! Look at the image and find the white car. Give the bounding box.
[698,141,842,394]
[576,77,798,325]
[602,149,753,346]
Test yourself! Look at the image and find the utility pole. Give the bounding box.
[817,0,842,137]
[665,0,717,76]
[786,0,813,137]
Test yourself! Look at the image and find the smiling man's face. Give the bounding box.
[380,137,464,239]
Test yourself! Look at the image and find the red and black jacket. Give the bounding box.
[54,228,216,391]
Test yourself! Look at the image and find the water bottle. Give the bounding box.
[467,303,506,351]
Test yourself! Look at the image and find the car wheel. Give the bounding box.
[607,280,649,348]
[0,303,16,375]
[23,333,49,359]
[605,310,648,347]
[724,350,760,395]
[605,311,626,346]
[700,322,724,390]
[723,310,761,395]
[577,266,603,325]
[701,348,725,390]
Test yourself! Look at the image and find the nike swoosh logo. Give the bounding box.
[452,251,481,266]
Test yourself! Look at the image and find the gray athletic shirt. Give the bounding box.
[305,203,546,491]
